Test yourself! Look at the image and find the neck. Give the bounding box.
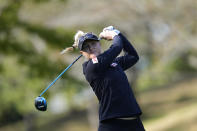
[89,52,100,59]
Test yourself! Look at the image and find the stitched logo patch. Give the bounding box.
[92,57,98,64]
[111,62,118,67]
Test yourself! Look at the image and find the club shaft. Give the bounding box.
[39,55,82,97]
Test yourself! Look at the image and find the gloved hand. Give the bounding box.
[99,26,120,41]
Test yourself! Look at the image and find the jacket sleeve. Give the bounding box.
[96,35,123,71]
[115,33,139,71]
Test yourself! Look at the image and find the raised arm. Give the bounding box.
[115,33,139,70]
[96,35,123,71]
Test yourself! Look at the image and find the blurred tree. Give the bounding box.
[0,0,83,130]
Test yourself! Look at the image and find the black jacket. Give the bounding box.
[82,33,142,122]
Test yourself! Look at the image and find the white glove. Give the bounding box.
[99,26,120,40]
[103,26,120,35]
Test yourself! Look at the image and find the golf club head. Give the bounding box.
[35,97,47,111]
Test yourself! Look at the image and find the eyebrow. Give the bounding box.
[85,41,96,45]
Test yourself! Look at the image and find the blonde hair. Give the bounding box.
[60,30,86,55]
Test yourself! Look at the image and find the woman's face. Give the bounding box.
[80,41,101,59]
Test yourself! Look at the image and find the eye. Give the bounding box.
[91,42,97,46]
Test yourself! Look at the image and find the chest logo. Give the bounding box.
[92,57,98,64]
[111,62,118,67]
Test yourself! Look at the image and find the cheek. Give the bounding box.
[95,43,101,49]
[82,52,86,56]
[97,44,101,50]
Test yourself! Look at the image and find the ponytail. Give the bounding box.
[60,30,86,55]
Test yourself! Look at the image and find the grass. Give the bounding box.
[141,77,197,131]
[0,78,197,131]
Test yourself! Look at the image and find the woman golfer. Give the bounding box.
[63,26,145,131]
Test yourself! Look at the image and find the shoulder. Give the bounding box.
[82,59,99,75]
[82,59,102,83]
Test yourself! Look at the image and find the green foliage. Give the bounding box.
[21,23,75,48]
[0,1,20,30]
[0,104,23,126]
[0,0,82,125]
[137,49,197,91]
[167,51,197,73]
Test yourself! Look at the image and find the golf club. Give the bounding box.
[35,54,82,111]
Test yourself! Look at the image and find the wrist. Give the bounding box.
[112,32,120,39]
[111,34,117,39]
[112,29,120,39]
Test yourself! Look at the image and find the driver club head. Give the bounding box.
[35,96,47,111]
